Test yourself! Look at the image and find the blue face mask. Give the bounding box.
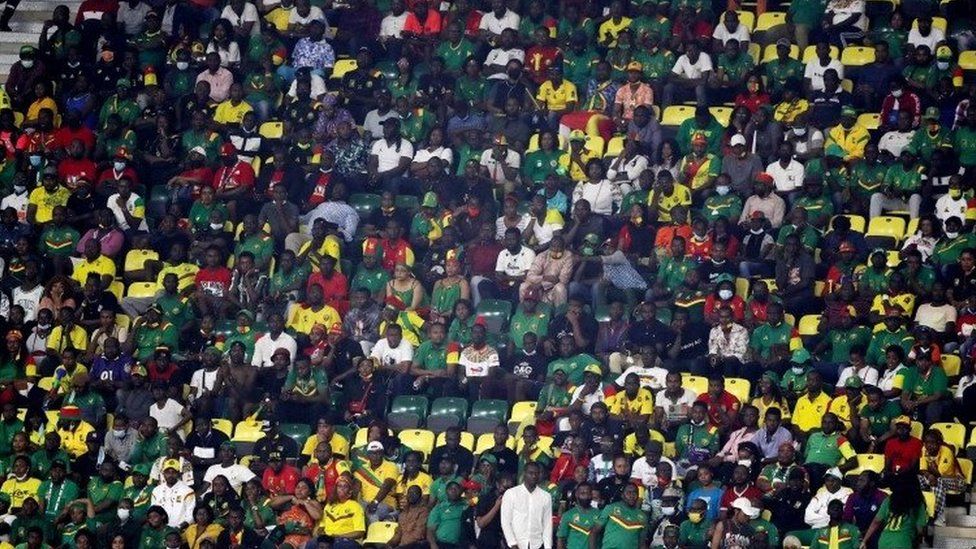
[28,155,41,167]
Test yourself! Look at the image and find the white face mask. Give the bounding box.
[117,508,130,520]
[793,127,807,136]
[113,161,126,171]
[13,184,25,193]
[716,185,730,196]
[20,60,33,69]
[937,61,949,70]
[750,228,764,235]
[946,231,960,239]
[176,61,189,70]
[791,366,805,374]
[891,89,903,98]
[718,289,733,300]
[738,458,753,468]
[113,429,126,438]
[210,222,224,230]
[661,506,676,515]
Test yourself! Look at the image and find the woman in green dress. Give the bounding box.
[430,256,470,323]
[241,479,277,540]
[523,131,563,186]
[385,263,427,311]
[861,474,929,548]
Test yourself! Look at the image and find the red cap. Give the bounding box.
[755,172,774,185]
[220,142,237,156]
[474,315,487,327]
[749,211,765,220]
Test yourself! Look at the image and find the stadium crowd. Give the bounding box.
[0,0,974,546]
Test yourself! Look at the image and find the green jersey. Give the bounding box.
[750,322,794,359]
[674,422,720,461]
[413,340,448,372]
[509,307,550,349]
[865,328,913,367]
[547,353,599,385]
[38,478,79,522]
[953,125,976,166]
[87,477,123,524]
[351,265,390,296]
[701,194,742,223]
[598,501,647,549]
[874,498,926,549]
[932,233,976,265]
[898,365,948,399]
[764,58,805,94]
[435,39,476,73]
[558,506,601,549]
[861,400,901,437]
[825,326,871,363]
[427,500,467,544]
[905,126,951,161]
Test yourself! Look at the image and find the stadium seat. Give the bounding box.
[426,413,462,433]
[280,423,312,449]
[475,433,515,454]
[719,10,756,30]
[725,378,751,403]
[584,135,606,156]
[710,106,733,127]
[398,429,436,457]
[435,431,475,451]
[363,522,398,545]
[476,299,513,332]
[124,249,159,274]
[107,281,124,301]
[762,43,800,63]
[38,377,55,392]
[212,419,233,437]
[330,58,358,79]
[734,277,750,299]
[466,417,501,435]
[755,11,787,31]
[526,133,567,152]
[802,45,839,63]
[911,421,924,440]
[431,397,469,419]
[116,314,131,330]
[832,214,867,233]
[661,105,696,127]
[682,374,709,396]
[747,42,761,64]
[516,435,554,455]
[841,46,876,67]
[959,458,973,485]
[387,412,422,430]
[941,354,961,377]
[911,16,947,32]
[391,395,429,418]
[960,50,976,71]
[126,282,159,298]
[470,400,508,423]
[395,194,420,212]
[258,120,284,139]
[856,113,880,131]
[510,401,538,424]
[354,427,370,449]
[604,136,625,157]
[931,422,966,452]
[865,216,906,247]
[348,193,382,217]
[232,421,266,442]
[845,453,885,475]
[797,315,822,336]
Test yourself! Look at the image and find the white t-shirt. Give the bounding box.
[369,337,414,369]
[289,6,327,27]
[631,456,677,487]
[836,365,880,389]
[712,23,750,45]
[12,284,42,322]
[765,159,805,192]
[934,195,968,225]
[484,47,525,79]
[878,129,915,157]
[672,53,713,79]
[908,27,945,51]
[203,463,256,494]
[220,3,261,36]
[495,214,531,240]
[371,138,414,173]
[607,155,649,183]
[804,59,844,92]
[914,302,957,332]
[877,365,905,392]
[478,9,520,35]
[379,12,409,38]
[0,192,28,223]
[206,41,241,67]
[655,388,698,423]
[251,331,298,368]
[568,384,606,415]
[287,73,327,100]
[189,368,221,400]
[479,149,521,183]
[106,192,148,231]
[149,399,186,435]
[363,110,400,140]
[615,365,669,392]
[413,146,453,168]
[495,246,536,277]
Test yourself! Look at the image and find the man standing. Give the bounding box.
[501,461,552,549]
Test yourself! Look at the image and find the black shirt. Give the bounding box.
[487,446,519,477]
[504,349,548,382]
[549,313,600,353]
[429,444,476,477]
[625,319,673,352]
[674,322,710,360]
[78,291,120,324]
[473,490,505,547]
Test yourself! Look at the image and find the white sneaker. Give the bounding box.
[934,515,947,527]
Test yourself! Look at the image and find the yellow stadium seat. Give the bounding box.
[259,120,284,139]
[124,249,159,274]
[886,251,901,267]
[605,136,625,157]
[725,378,751,403]
[756,11,787,31]
[911,421,924,440]
[435,431,475,451]
[354,427,370,449]
[923,491,935,517]
[856,113,880,131]
[212,419,233,437]
[814,280,826,297]
[38,377,54,392]
[865,216,906,242]
[710,106,733,127]
[584,135,605,156]
[510,401,538,424]
[475,433,515,454]
[331,58,358,79]
[845,453,886,476]
[784,313,796,327]
[748,42,761,64]
[841,46,876,67]
[682,374,709,396]
[931,422,966,451]
[798,315,822,336]
[251,156,261,177]
[762,43,800,63]
[398,429,436,457]
[959,458,973,485]
[107,281,124,301]
[802,44,839,63]
[363,522,398,545]
[12,111,23,128]
[960,50,976,70]
[941,354,961,377]
[911,16,947,32]
[841,79,854,93]
[735,277,750,299]
[661,105,696,126]
[664,442,676,459]
[833,214,866,233]
[233,421,266,442]
[126,282,158,298]
[526,133,567,152]
[115,314,131,330]
[719,10,756,30]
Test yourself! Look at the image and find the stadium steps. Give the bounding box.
[0,0,82,83]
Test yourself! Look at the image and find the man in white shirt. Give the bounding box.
[378,0,408,39]
[765,142,805,196]
[151,459,196,527]
[473,227,535,304]
[484,28,525,79]
[479,0,520,43]
[712,10,751,47]
[501,461,553,549]
[0,176,29,223]
[202,443,256,494]
[106,179,148,232]
[362,89,399,140]
[479,135,521,189]
[369,323,414,371]
[664,41,712,106]
[878,110,916,157]
[369,118,414,193]
[804,42,844,92]
[251,313,298,368]
[908,16,945,51]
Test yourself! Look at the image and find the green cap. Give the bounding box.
[790,348,811,364]
[761,371,781,385]
[580,233,601,256]
[479,453,498,465]
[19,45,34,57]
[421,191,438,209]
[117,78,132,89]
[237,309,255,321]
[844,376,864,389]
[840,105,857,118]
[132,463,152,476]
[923,106,940,121]
[714,273,735,285]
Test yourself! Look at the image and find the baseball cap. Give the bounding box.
[844,376,863,389]
[730,134,746,147]
[220,142,237,156]
[366,441,384,452]
[583,363,603,376]
[923,106,940,121]
[731,497,761,519]
[790,348,811,364]
[626,61,643,71]
[825,467,843,479]
[569,129,586,142]
[162,458,181,471]
[894,415,911,425]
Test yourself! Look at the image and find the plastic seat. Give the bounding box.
[725,378,751,403]
[430,397,468,419]
[212,419,233,437]
[391,395,429,418]
[710,106,733,127]
[526,133,567,152]
[762,43,800,63]
[682,374,709,396]
[398,429,436,457]
[474,433,515,454]
[126,282,159,298]
[856,113,880,131]
[911,16,947,32]
[960,50,976,70]
[354,427,370,448]
[280,423,312,449]
[604,136,625,157]
[426,413,462,433]
[434,431,475,451]
[107,281,124,301]
[232,421,266,442]
[832,214,866,233]
[330,58,358,79]
[941,354,961,377]
[661,105,696,127]
[841,46,876,67]
[470,399,508,423]
[349,193,382,219]
[959,458,973,485]
[802,44,839,63]
[865,216,906,247]
[124,250,159,274]
[388,412,422,430]
[755,11,787,31]
[466,416,501,435]
[476,299,513,333]
[845,453,885,475]
[734,277,750,299]
[363,521,398,545]
[510,401,538,424]
[747,42,761,64]
[911,421,924,440]
[516,435,554,455]
[258,120,284,139]
[798,315,822,336]
[931,422,966,451]
[719,10,756,30]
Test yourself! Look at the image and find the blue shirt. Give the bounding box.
[686,485,723,521]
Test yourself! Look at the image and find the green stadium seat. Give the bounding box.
[470,400,508,423]
[431,397,469,418]
[391,395,429,419]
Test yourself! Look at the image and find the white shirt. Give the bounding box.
[478,9,520,35]
[12,284,42,322]
[501,483,553,549]
[804,59,844,92]
[955,375,976,400]
[151,480,196,527]
[606,155,649,183]
[495,214,531,241]
[908,27,945,51]
[206,41,241,67]
[631,456,677,487]
[1,192,28,223]
[203,463,256,494]
[189,367,221,401]
[914,302,957,332]
[289,6,327,27]
[878,129,915,157]
[569,384,606,415]
[106,192,148,231]
[413,146,453,168]
[480,149,521,183]
[934,194,968,225]
[672,53,713,79]
[804,486,853,528]
[485,47,525,79]
[371,138,414,173]
[656,388,698,423]
[615,365,669,391]
[495,246,536,277]
[765,159,805,192]
[370,337,414,369]
[287,73,327,100]
[572,179,622,216]
[877,365,906,392]
[220,3,261,36]
[836,365,880,389]
[149,399,185,435]
[379,12,409,38]
[251,331,299,367]
[712,23,750,45]
[363,110,400,140]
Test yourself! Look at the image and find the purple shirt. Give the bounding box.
[90,353,134,384]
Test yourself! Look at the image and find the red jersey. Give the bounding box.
[686,234,714,260]
[96,166,139,191]
[53,126,96,152]
[704,295,745,323]
[303,459,347,501]
[379,237,414,273]
[307,270,349,315]
[212,161,256,193]
[883,436,923,474]
[57,157,98,189]
[195,266,232,297]
[524,45,561,85]
[305,170,332,208]
[262,464,300,497]
[403,9,443,35]
[696,390,741,428]
[719,485,763,514]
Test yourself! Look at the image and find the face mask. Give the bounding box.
[661,506,676,515]
[950,189,962,199]
[38,323,51,331]
[210,222,223,230]
[716,185,730,196]
[467,206,480,217]
[20,60,33,68]
[113,429,126,438]
[117,508,130,521]
[176,61,189,70]
[946,231,960,239]
[791,366,805,374]
[793,127,807,136]
[718,289,733,300]
[688,512,704,523]
[28,155,41,167]
[737,459,753,468]
[750,228,764,235]
[938,61,949,70]
[13,184,25,193]
[892,89,903,98]
[113,161,126,171]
